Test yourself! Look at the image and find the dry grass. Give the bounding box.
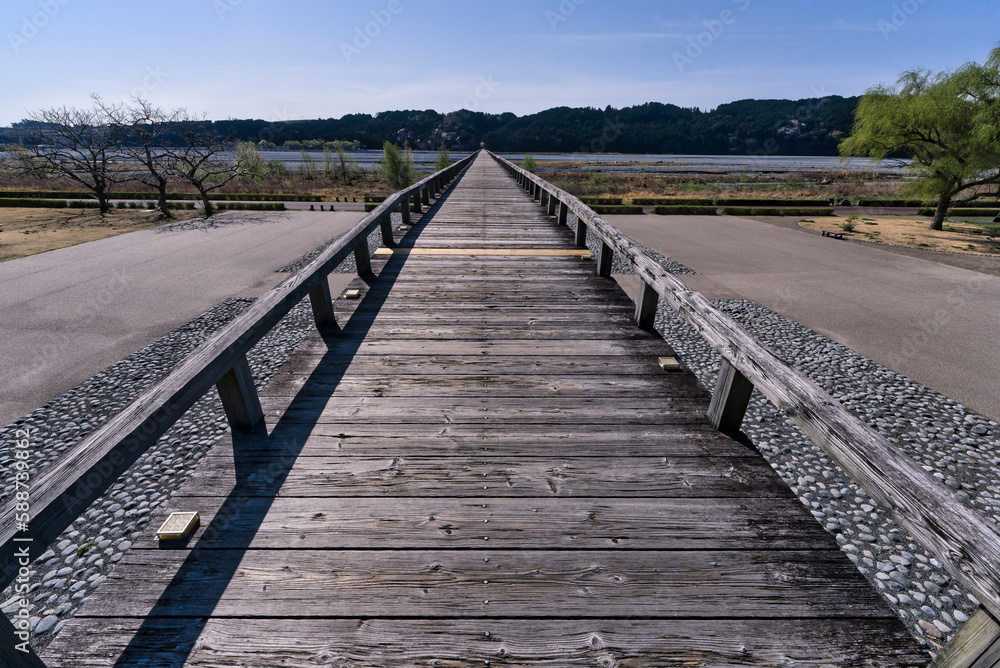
[0,207,202,262]
[799,215,1000,255]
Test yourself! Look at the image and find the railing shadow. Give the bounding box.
[107,177,469,666]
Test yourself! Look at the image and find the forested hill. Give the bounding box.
[3,96,860,156]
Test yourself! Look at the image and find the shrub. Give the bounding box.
[857,198,925,207]
[580,197,624,206]
[67,200,101,208]
[214,202,286,211]
[591,205,643,215]
[653,205,719,215]
[633,197,715,206]
[720,207,836,217]
[522,155,538,173]
[0,198,68,208]
[716,198,832,207]
[947,208,1000,217]
[364,203,380,212]
[842,215,860,233]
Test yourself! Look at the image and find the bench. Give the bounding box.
[821,229,845,239]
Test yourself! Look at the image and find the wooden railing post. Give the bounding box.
[421,186,430,206]
[930,609,1000,667]
[635,279,659,332]
[308,275,338,331]
[379,214,396,248]
[575,218,588,248]
[558,201,569,226]
[540,190,549,210]
[400,199,411,226]
[547,193,558,216]
[596,240,613,278]
[707,359,754,435]
[411,192,422,214]
[216,354,264,432]
[354,240,373,277]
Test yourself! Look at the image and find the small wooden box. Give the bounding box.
[156,512,199,541]
[344,289,362,299]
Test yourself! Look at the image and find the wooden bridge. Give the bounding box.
[7,152,1000,666]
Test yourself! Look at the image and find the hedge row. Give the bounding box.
[0,190,320,202]
[721,207,836,217]
[0,198,69,208]
[213,202,286,211]
[653,206,718,216]
[591,205,643,215]
[580,197,624,206]
[363,195,387,203]
[918,208,1000,218]
[633,197,715,206]
[115,201,198,210]
[716,198,832,207]
[857,199,925,207]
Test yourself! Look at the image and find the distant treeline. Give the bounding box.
[3,96,861,156]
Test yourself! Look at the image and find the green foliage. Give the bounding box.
[842,214,860,232]
[857,199,925,207]
[379,141,415,189]
[213,202,286,211]
[634,197,715,206]
[715,198,832,207]
[653,205,719,215]
[721,207,836,217]
[0,198,68,208]
[579,197,623,205]
[234,141,267,182]
[298,150,319,180]
[840,47,1000,228]
[590,205,643,215]
[435,144,451,172]
[266,160,289,181]
[66,200,101,209]
[521,155,538,173]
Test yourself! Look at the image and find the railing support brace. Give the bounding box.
[308,275,338,331]
[575,218,588,248]
[354,240,373,277]
[401,200,411,226]
[421,187,430,206]
[379,215,396,248]
[558,201,569,226]
[708,359,754,435]
[596,240,613,278]
[635,279,659,332]
[547,193,558,216]
[411,192,422,214]
[216,355,264,432]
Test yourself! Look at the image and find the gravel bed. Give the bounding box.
[0,297,317,652]
[655,298,998,654]
[278,211,404,274]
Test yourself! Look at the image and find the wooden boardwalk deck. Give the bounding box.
[43,154,928,666]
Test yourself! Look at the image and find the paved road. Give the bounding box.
[0,211,365,427]
[607,214,1000,423]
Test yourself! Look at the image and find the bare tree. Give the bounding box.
[99,97,180,216]
[163,114,241,215]
[10,99,129,212]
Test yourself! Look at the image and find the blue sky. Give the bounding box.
[2,0,998,125]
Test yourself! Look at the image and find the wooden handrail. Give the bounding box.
[489,150,1000,664]
[0,153,476,600]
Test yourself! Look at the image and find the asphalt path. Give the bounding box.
[0,210,365,427]
[607,214,1000,423]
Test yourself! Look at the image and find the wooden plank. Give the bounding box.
[40,618,932,668]
[931,609,1000,668]
[131,497,835,550]
[78,550,895,619]
[178,454,793,498]
[492,150,1000,622]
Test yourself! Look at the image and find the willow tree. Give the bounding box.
[840,47,1000,230]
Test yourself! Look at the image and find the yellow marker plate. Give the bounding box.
[344,289,362,299]
[156,512,199,541]
[658,357,681,371]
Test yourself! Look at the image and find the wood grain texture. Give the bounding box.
[41,151,926,666]
[492,149,1000,626]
